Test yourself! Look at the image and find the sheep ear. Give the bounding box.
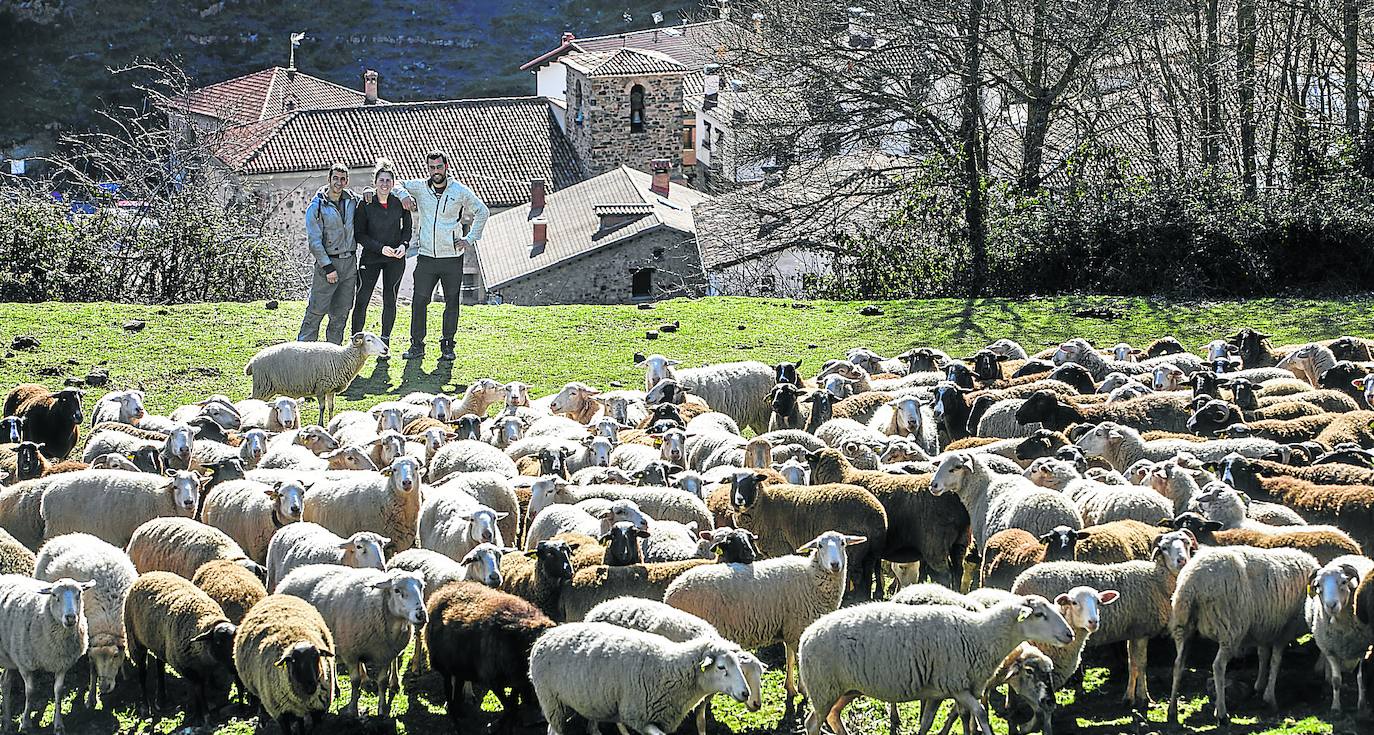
[1054,594,1071,606]
[1016,606,1032,622]
[189,627,217,643]
[1307,570,1321,597]
[273,652,293,667]
[1099,590,1120,604]
[524,550,539,559]
[495,511,510,520]
[842,535,867,546]
[698,656,713,672]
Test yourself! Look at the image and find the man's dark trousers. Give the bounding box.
[410,254,462,345]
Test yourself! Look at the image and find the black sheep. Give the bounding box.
[425,580,555,734]
[3,384,84,459]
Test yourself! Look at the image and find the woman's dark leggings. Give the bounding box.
[351,257,405,339]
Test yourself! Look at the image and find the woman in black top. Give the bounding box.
[351,158,412,349]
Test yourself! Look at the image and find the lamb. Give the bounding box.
[724,471,886,598]
[931,451,1083,555]
[201,479,305,564]
[638,354,775,433]
[192,559,267,626]
[1167,545,1319,724]
[499,539,576,620]
[797,593,1073,735]
[0,575,95,735]
[40,469,202,547]
[1074,421,1277,472]
[243,332,389,425]
[264,523,388,591]
[418,578,553,731]
[300,455,421,553]
[33,533,136,709]
[231,593,337,735]
[529,621,750,735]
[1011,529,1197,706]
[125,517,264,581]
[89,389,146,427]
[123,571,237,724]
[276,565,425,717]
[428,439,518,481]
[664,530,864,718]
[418,490,507,560]
[1304,555,1374,712]
[3,384,84,459]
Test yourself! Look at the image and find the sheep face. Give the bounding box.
[970,350,1007,382]
[499,380,530,408]
[459,544,506,587]
[420,428,453,461]
[14,441,45,480]
[531,540,575,582]
[113,391,147,424]
[1152,364,1186,391]
[1226,328,1271,367]
[798,530,866,575]
[52,388,85,425]
[37,577,95,629]
[549,382,601,418]
[930,452,976,496]
[697,648,752,706]
[91,452,138,471]
[709,529,760,564]
[321,446,376,471]
[729,472,770,510]
[340,532,389,570]
[944,363,976,390]
[635,460,678,487]
[165,425,195,469]
[591,417,622,439]
[771,458,808,485]
[594,396,634,426]
[371,432,407,467]
[996,644,1055,722]
[351,332,389,358]
[1353,374,1374,409]
[164,470,202,514]
[1150,530,1196,572]
[0,416,21,444]
[822,374,858,399]
[1024,458,1078,491]
[592,501,651,537]
[191,621,238,667]
[768,383,803,418]
[1190,371,1224,399]
[1052,340,1088,367]
[637,354,679,392]
[736,652,766,711]
[1039,525,1089,561]
[899,348,943,373]
[599,521,649,565]
[381,456,420,494]
[459,507,506,546]
[1054,586,1119,634]
[578,435,613,468]
[454,414,482,441]
[1097,372,1133,394]
[428,394,453,423]
[271,397,301,431]
[526,476,569,519]
[1203,339,1235,361]
[1055,445,1089,474]
[671,471,706,499]
[645,380,686,407]
[296,426,339,455]
[1074,423,1128,460]
[375,408,405,433]
[846,347,885,375]
[1047,364,1096,394]
[887,396,924,436]
[985,340,1023,360]
[774,361,803,386]
[1016,429,1068,461]
[1309,562,1362,622]
[373,571,426,625]
[1013,595,1075,646]
[238,429,269,465]
[1111,343,1140,362]
[656,429,687,465]
[267,482,306,523]
[930,382,970,424]
[88,637,123,694]
[277,642,335,701]
[1186,399,1243,437]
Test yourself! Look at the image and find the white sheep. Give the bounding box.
[192,428,270,470]
[1193,481,1313,531]
[527,477,711,529]
[33,533,136,709]
[0,575,95,735]
[529,622,751,735]
[428,472,521,549]
[867,394,938,455]
[89,389,145,427]
[237,396,302,432]
[201,479,306,564]
[427,440,518,481]
[40,469,202,547]
[276,565,425,717]
[1075,421,1278,472]
[1304,555,1374,712]
[523,500,652,550]
[301,455,421,553]
[244,332,389,425]
[639,520,708,563]
[664,530,865,718]
[418,490,506,561]
[83,425,195,470]
[264,522,388,591]
[930,452,1083,554]
[1275,343,1338,386]
[1168,544,1320,724]
[638,354,775,433]
[797,594,1073,735]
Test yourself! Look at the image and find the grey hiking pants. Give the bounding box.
[297,254,358,344]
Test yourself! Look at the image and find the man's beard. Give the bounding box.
[431,173,445,184]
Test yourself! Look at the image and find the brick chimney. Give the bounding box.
[363,69,379,105]
[702,64,721,111]
[649,159,671,197]
[561,31,575,45]
[530,179,546,211]
[532,217,548,247]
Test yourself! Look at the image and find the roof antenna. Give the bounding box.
[288,32,305,72]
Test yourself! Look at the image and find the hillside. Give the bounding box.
[0,0,700,152]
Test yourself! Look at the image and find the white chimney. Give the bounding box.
[363,69,379,105]
[703,64,721,111]
[719,0,732,21]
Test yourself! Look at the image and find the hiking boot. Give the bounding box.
[439,339,456,361]
[402,343,425,360]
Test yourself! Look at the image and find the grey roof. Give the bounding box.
[562,48,686,78]
[477,166,712,289]
[217,97,583,208]
[523,20,734,71]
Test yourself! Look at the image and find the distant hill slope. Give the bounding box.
[0,0,700,150]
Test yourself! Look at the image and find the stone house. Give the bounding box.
[477,163,711,305]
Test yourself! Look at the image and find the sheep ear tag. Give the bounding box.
[698,656,713,672]
[1016,607,1032,622]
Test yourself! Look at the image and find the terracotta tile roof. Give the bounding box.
[217,97,584,208]
[562,48,686,78]
[174,67,377,126]
[522,20,734,71]
[477,166,712,289]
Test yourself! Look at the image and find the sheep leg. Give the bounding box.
[1167,635,1186,725]
[783,643,798,719]
[345,662,363,717]
[887,702,900,735]
[1358,659,1368,713]
[914,699,939,735]
[17,670,35,734]
[1262,644,1283,710]
[51,669,66,735]
[1212,645,1231,724]
[1127,638,1151,706]
[639,726,669,735]
[155,656,167,711]
[804,695,832,735]
[1329,656,1343,712]
[1253,645,1270,695]
[952,691,991,735]
[84,663,96,710]
[695,702,707,735]
[825,693,855,735]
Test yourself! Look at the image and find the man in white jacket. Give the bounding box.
[392,150,489,361]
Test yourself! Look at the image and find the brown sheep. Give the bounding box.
[1163,512,1361,564]
[1314,410,1374,449]
[192,560,267,626]
[1218,457,1374,552]
[3,384,84,459]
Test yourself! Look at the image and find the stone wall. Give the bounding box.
[565,67,683,176]
[492,228,704,305]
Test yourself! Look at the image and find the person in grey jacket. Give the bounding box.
[298,162,359,344]
[391,150,489,362]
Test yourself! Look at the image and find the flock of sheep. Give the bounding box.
[1,327,1374,735]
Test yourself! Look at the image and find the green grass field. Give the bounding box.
[2,295,1372,735]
